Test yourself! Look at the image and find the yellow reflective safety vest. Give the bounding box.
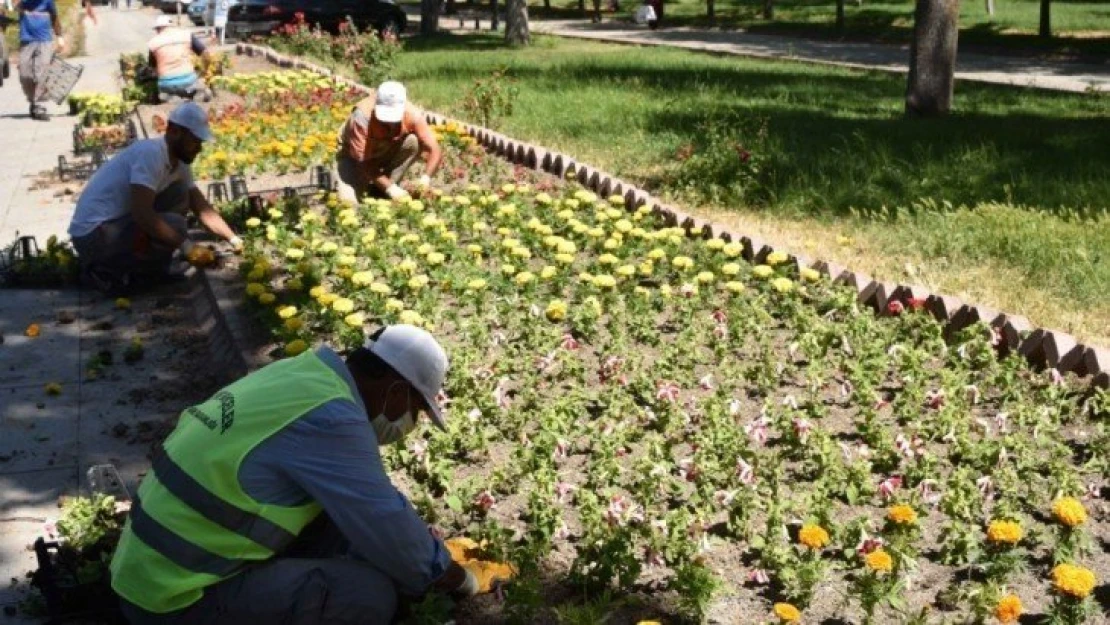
[110,350,356,613]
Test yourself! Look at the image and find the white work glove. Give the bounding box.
[228,235,243,253]
[385,184,410,201]
[417,174,431,188]
[55,36,66,52]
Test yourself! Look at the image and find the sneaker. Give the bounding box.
[83,266,129,296]
[31,104,48,121]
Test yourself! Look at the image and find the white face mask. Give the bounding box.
[372,381,418,445]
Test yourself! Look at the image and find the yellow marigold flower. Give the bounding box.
[598,253,619,265]
[246,282,265,296]
[671,255,694,270]
[545,300,567,322]
[706,238,725,250]
[865,549,893,573]
[723,242,743,257]
[721,263,741,276]
[557,240,577,254]
[1051,563,1096,599]
[514,271,535,286]
[800,267,821,283]
[258,293,276,306]
[399,310,424,326]
[535,192,553,205]
[385,298,405,312]
[614,219,633,232]
[369,282,391,296]
[319,241,338,254]
[555,253,575,265]
[278,306,298,319]
[696,271,716,284]
[659,284,673,298]
[283,317,303,331]
[467,244,483,255]
[501,264,516,275]
[994,595,1022,624]
[466,279,487,291]
[986,520,1023,545]
[773,603,801,623]
[344,313,365,328]
[1052,497,1087,527]
[541,266,558,280]
[352,271,374,286]
[798,524,830,550]
[771,277,794,293]
[752,265,774,279]
[332,298,355,314]
[724,281,746,294]
[887,504,918,525]
[285,339,308,357]
[336,255,357,267]
[245,217,262,228]
[616,264,636,278]
[766,251,789,266]
[638,261,654,276]
[408,275,430,290]
[268,208,284,219]
[318,293,339,307]
[426,252,446,265]
[837,234,853,246]
[594,274,617,289]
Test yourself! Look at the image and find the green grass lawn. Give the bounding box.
[393,33,1110,344]
[426,0,1110,57]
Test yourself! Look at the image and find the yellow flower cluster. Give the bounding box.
[1051,563,1096,599]
[1051,497,1087,528]
[864,549,893,573]
[798,524,830,550]
[887,504,918,525]
[773,602,801,623]
[986,520,1023,545]
[994,595,1022,623]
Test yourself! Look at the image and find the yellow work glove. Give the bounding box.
[444,537,516,595]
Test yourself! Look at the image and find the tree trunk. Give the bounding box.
[579,0,585,11]
[505,0,530,44]
[707,0,714,21]
[491,0,499,30]
[984,0,993,17]
[420,0,440,34]
[763,0,773,20]
[544,0,550,9]
[905,0,960,117]
[445,0,457,16]
[1039,0,1050,38]
[836,0,845,31]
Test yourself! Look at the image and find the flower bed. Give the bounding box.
[209,69,1108,623]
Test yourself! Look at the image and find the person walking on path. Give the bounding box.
[15,0,64,120]
[67,102,242,295]
[148,14,211,100]
[335,81,443,204]
[110,325,511,624]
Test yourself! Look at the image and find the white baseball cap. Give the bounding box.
[366,325,448,429]
[153,15,174,29]
[374,81,407,124]
[167,101,213,142]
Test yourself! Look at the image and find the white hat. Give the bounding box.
[366,325,448,429]
[374,81,406,124]
[167,101,213,142]
[153,15,174,29]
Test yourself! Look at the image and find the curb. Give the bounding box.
[228,42,1107,389]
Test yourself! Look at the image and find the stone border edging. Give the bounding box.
[231,42,1108,389]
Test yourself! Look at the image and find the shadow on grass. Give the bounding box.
[403,36,1110,215]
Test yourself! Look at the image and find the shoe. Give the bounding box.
[31,105,48,121]
[83,266,129,296]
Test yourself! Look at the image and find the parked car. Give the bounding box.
[226,0,405,40]
[187,0,207,25]
[157,0,194,14]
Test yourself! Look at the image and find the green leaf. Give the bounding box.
[445,494,463,513]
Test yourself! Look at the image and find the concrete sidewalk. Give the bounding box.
[436,14,1110,93]
[0,7,224,621]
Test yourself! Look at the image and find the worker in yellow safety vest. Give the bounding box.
[110,325,510,624]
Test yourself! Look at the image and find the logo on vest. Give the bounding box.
[184,391,236,434]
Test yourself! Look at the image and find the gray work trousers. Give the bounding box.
[71,182,190,291]
[19,41,53,104]
[119,515,399,625]
[334,134,420,205]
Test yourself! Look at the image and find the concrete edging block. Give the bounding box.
[1042,332,1084,372]
[1077,347,1108,378]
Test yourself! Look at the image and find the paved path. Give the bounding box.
[0,7,216,621]
[437,14,1110,93]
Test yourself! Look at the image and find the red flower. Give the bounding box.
[887,300,905,316]
[907,297,927,311]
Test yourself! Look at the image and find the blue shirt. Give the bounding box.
[19,0,56,44]
[238,347,452,596]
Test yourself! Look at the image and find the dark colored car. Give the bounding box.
[227,0,406,39]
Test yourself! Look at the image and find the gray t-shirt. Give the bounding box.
[238,347,452,595]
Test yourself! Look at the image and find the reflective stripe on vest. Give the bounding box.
[128,496,240,577]
[151,452,296,552]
